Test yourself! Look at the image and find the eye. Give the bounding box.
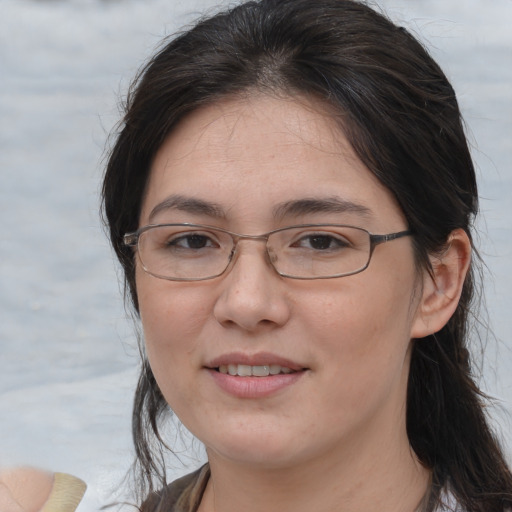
[167,232,219,250]
[292,233,351,251]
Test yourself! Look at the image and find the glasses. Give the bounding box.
[123,223,411,281]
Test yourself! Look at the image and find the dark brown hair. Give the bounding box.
[102,0,512,510]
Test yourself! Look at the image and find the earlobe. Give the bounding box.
[411,229,472,339]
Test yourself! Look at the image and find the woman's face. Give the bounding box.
[136,95,427,469]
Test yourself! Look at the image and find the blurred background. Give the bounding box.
[1,0,511,507]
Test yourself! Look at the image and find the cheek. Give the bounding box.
[310,280,414,344]
[304,269,419,381]
[135,272,213,378]
[136,278,218,423]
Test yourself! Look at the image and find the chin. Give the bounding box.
[199,423,319,469]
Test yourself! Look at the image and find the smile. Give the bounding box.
[208,363,306,398]
[217,364,296,377]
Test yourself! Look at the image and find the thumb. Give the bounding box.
[0,481,25,512]
[0,468,54,512]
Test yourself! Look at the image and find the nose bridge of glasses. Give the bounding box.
[229,232,277,267]
[231,232,271,251]
[232,232,270,242]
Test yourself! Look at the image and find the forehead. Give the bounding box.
[153,94,351,168]
[141,94,404,229]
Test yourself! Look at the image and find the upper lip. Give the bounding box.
[205,352,306,371]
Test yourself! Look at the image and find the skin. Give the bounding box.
[135,94,470,512]
[0,468,53,512]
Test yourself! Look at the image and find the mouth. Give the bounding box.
[206,357,307,398]
[216,364,298,377]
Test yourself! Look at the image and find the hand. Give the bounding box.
[0,467,54,512]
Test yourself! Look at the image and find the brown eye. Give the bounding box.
[292,234,350,251]
[167,233,218,250]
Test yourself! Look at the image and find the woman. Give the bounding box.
[102,0,512,511]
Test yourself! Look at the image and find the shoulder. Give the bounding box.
[141,465,210,512]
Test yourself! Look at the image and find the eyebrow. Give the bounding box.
[148,194,227,222]
[148,194,372,223]
[273,197,373,220]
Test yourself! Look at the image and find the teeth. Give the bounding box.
[252,365,270,377]
[217,364,295,376]
[238,364,252,377]
[269,364,281,375]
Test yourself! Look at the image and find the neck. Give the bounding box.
[200,425,430,512]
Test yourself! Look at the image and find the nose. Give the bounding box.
[213,242,291,332]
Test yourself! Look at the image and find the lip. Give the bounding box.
[205,352,308,399]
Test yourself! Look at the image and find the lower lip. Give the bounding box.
[207,369,305,398]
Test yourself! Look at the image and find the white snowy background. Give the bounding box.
[1,0,511,508]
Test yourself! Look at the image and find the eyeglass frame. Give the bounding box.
[123,223,412,281]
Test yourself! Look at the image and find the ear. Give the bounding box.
[411,228,472,339]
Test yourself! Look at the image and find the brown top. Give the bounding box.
[140,465,210,512]
[141,465,466,512]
